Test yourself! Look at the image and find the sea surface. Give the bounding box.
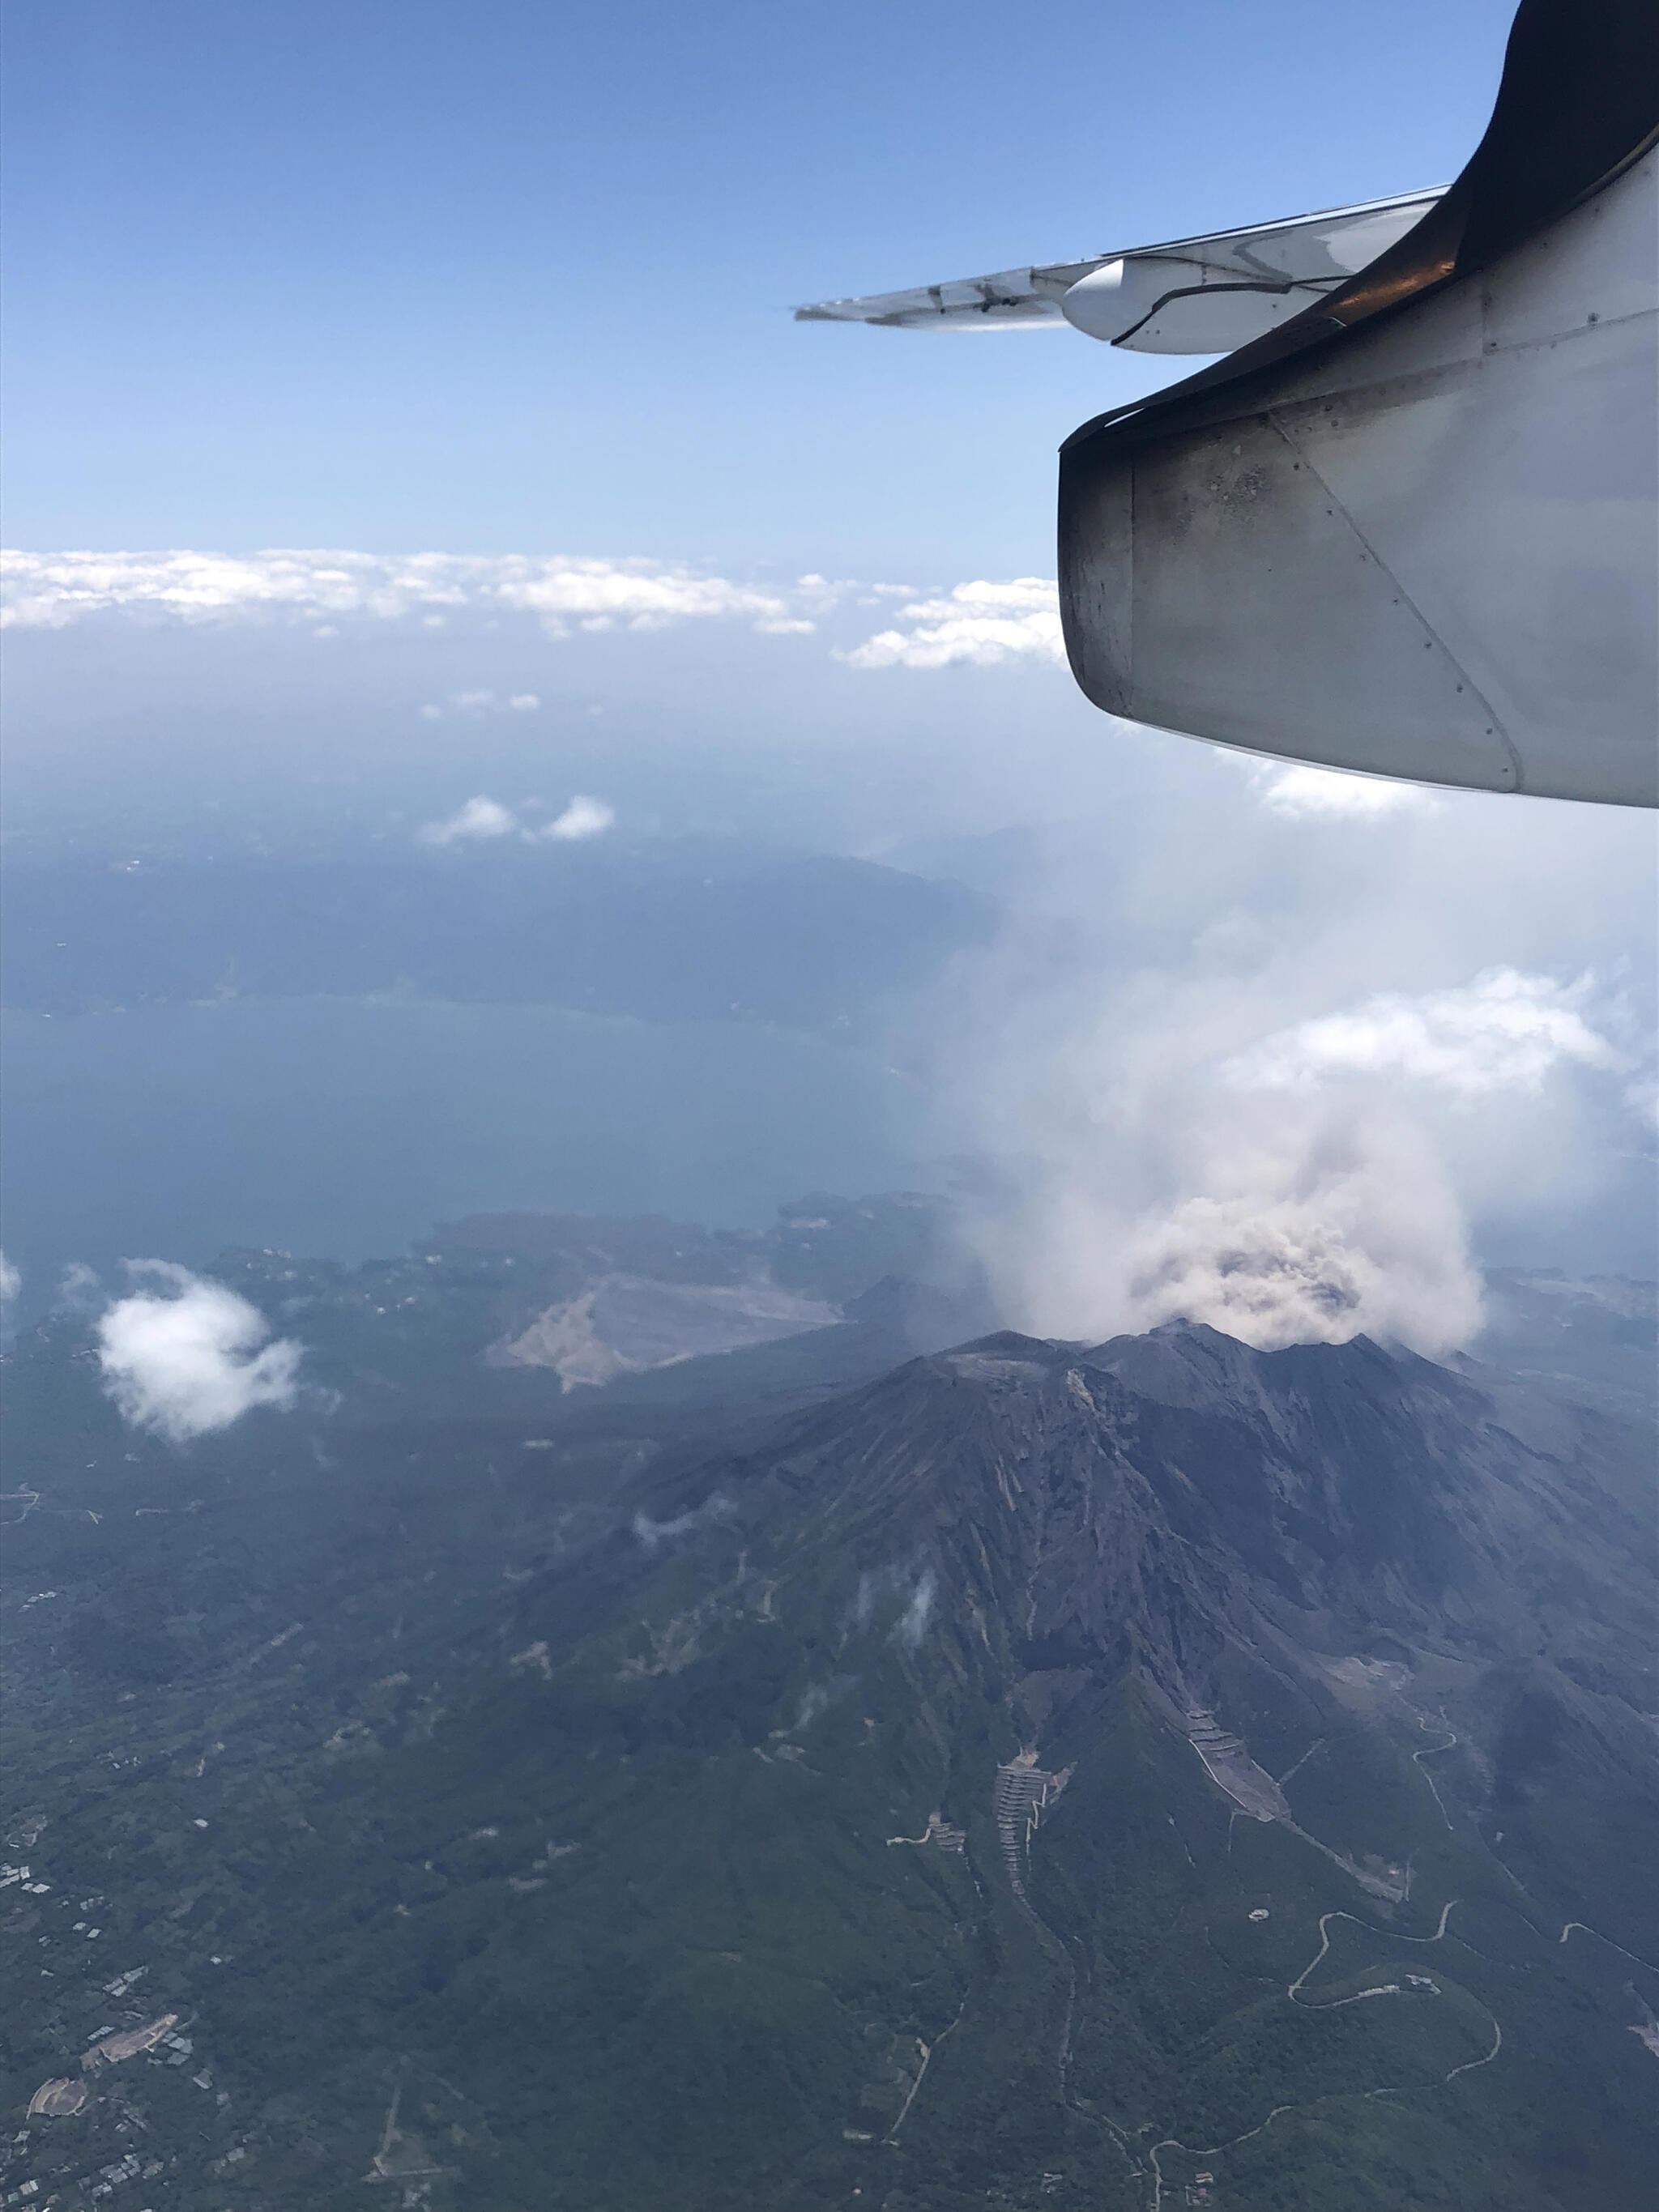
[0,999,935,1312]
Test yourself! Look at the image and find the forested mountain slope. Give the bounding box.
[3,1301,1654,2210]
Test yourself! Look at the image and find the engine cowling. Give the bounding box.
[1057,0,1658,804]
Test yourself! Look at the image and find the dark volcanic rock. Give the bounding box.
[617,1320,1651,1735]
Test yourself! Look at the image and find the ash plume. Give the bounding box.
[925,782,1652,1357]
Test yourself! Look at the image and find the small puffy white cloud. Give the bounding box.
[96,1264,304,1443]
[416,794,616,846]
[1228,969,1620,1099]
[539,795,615,842]
[842,578,1064,670]
[417,688,543,722]
[1247,761,1433,820]
[0,1251,19,1306]
[419,795,520,846]
[58,1261,104,1313]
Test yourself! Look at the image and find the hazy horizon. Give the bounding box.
[4,0,1653,1351]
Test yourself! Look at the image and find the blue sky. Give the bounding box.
[6,0,1519,566]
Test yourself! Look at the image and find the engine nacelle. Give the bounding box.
[1057,0,1658,804]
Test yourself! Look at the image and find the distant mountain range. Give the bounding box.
[2,1210,1654,2211]
[0,842,997,1033]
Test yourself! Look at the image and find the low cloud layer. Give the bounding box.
[0,551,811,636]
[96,1263,305,1442]
[418,792,615,846]
[0,550,1074,674]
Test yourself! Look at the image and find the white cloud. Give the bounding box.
[1228,969,1620,1099]
[419,795,520,845]
[631,1492,734,1549]
[0,550,807,635]
[418,688,544,721]
[417,793,616,846]
[893,1569,938,1651]
[96,1263,304,1443]
[2,552,1080,679]
[58,1262,104,1314]
[495,559,793,633]
[1,550,469,628]
[539,795,615,842]
[0,1252,19,1306]
[842,578,1064,669]
[1247,761,1433,820]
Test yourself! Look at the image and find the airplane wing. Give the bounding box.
[794,190,1444,354]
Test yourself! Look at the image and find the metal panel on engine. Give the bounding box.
[1060,153,1657,804]
[1058,0,1659,805]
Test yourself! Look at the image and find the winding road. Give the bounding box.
[1558,1920,1659,1975]
[1409,1716,1459,1831]
[1148,1899,1503,2210]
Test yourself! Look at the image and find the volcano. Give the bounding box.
[444,1323,1657,2209]
[4,1313,1654,2210]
